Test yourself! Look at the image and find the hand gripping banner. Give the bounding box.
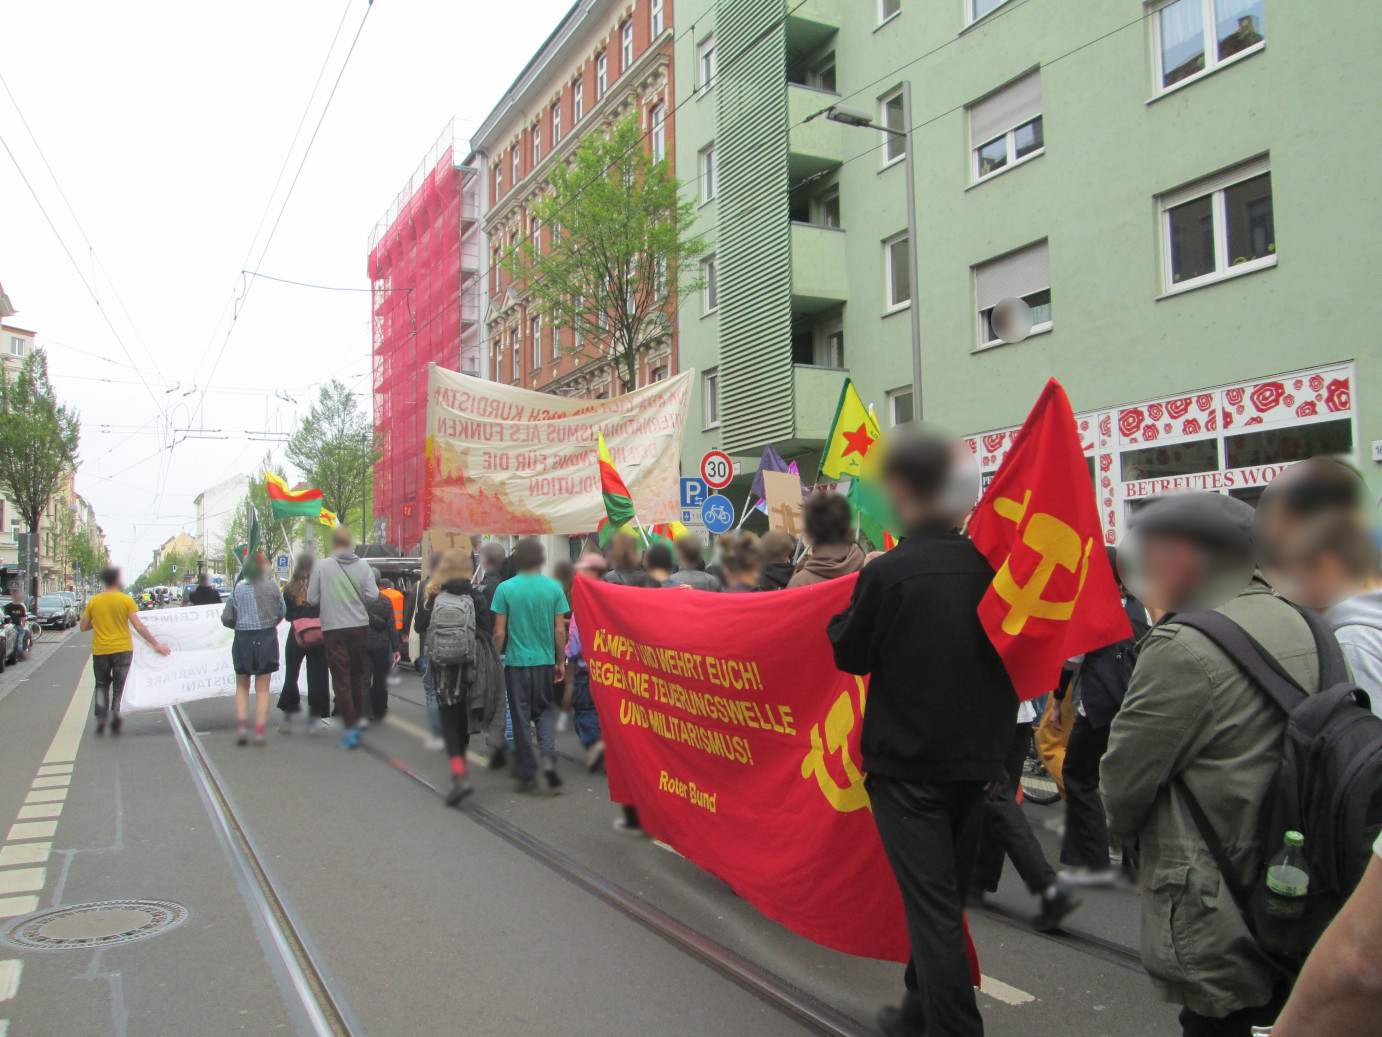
[571,575,912,962]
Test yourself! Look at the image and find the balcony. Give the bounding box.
[788,83,843,181]
[791,222,848,314]
[785,0,837,54]
[792,363,849,445]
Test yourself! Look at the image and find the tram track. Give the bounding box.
[385,687,1144,971]
[168,704,358,1037]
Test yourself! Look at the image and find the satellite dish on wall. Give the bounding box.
[991,296,1033,344]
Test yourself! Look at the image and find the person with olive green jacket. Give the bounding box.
[1101,495,1325,1036]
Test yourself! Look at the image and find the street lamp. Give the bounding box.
[826,81,923,420]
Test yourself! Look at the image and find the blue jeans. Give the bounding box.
[506,665,556,781]
[417,657,443,738]
[571,670,601,748]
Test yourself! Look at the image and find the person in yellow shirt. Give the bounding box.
[80,566,171,734]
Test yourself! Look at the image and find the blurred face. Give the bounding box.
[1129,534,1205,613]
[885,477,932,530]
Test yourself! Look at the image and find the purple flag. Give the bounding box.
[748,445,792,500]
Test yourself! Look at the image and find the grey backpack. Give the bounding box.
[428,591,477,666]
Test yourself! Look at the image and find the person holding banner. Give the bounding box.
[222,555,285,746]
[827,426,1016,1037]
[81,566,171,735]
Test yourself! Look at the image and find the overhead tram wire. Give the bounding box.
[193,0,376,423]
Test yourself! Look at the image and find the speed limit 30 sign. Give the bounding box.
[700,450,733,490]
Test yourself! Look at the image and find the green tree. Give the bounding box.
[0,350,80,597]
[69,530,105,586]
[504,111,708,394]
[286,381,376,538]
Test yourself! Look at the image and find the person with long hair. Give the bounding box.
[277,554,330,734]
[222,555,285,746]
[414,548,495,805]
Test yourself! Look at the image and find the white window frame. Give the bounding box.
[972,118,1043,183]
[812,185,841,227]
[552,100,562,144]
[1151,0,1266,98]
[973,240,1052,351]
[699,142,717,203]
[884,233,911,313]
[879,90,905,167]
[879,0,902,26]
[702,255,719,314]
[9,337,23,357]
[530,315,541,370]
[703,368,721,427]
[651,0,665,37]
[532,123,541,165]
[818,316,844,369]
[596,53,608,98]
[698,35,718,92]
[888,388,914,426]
[968,71,1044,185]
[574,79,584,121]
[651,103,666,163]
[510,330,520,380]
[621,21,634,70]
[511,147,519,183]
[1158,156,1275,296]
[967,0,1013,26]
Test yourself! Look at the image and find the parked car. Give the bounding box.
[0,621,16,670]
[35,595,73,629]
[57,592,78,626]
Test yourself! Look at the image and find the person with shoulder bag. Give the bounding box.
[276,554,330,734]
[307,526,379,749]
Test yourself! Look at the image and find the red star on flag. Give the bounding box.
[841,423,876,458]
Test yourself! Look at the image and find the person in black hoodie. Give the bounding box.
[276,555,329,734]
[414,548,495,806]
[828,425,1015,1037]
[758,530,797,590]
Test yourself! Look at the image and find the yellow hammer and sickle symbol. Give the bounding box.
[801,678,871,813]
[990,490,1094,636]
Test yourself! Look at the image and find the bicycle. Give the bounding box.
[25,619,42,645]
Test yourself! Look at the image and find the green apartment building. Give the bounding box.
[673,0,1379,544]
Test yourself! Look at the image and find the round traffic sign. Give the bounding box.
[701,494,735,534]
[700,450,733,490]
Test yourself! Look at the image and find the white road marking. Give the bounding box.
[0,1017,10,1036]
[0,897,38,919]
[979,975,1036,1005]
[0,869,44,896]
[0,959,19,1000]
[15,803,61,821]
[29,776,69,789]
[36,764,71,776]
[42,659,94,765]
[23,789,67,804]
[0,844,49,867]
[5,822,56,842]
[382,713,431,742]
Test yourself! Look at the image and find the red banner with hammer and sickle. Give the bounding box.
[573,575,973,968]
[968,379,1132,700]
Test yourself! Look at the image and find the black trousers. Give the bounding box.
[1179,985,1287,1036]
[868,776,987,1037]
[364,646,391,719]
[1060,713,1112,870]
[92,651,132,718]
[276,636,329,718]
[437,700,470,760]
[973,723,1056,895]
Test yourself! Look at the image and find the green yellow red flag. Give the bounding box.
[818,379,882,481]
[597,432,637,546]
[265,472,324,520]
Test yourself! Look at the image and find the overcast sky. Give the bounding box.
[0,0,573,575]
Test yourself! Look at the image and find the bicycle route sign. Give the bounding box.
[700,450,734,490]
[701,493,735,535]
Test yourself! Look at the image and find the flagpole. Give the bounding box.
[732,490,754,531]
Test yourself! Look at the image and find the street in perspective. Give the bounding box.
[1,2,1381,1036]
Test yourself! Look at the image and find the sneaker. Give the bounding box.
[313,717,340,736]
[543,765,563,792]
[612,817,646,836]
[337,726,362,750]
[1058,866,1120,888]
[586,739,605,773]
[1034,884,1083,932]
[110,716,122,736]
[515,777,538,794]
[445,774,473,807]
[236,730,249,747]
[279,718,293,735]
[252,732,267,747]
[423,736,445,752]
[555,711,569,733]
[358,717,371,730]
[488,747,508,771]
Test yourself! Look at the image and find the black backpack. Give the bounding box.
[1172,605,1382,968]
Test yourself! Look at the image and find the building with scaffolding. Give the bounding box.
[368,121,481,552]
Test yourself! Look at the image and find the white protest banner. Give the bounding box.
[121,604,289,713]
[425,363,693,535]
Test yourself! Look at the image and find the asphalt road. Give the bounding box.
[0,632,1181,1036]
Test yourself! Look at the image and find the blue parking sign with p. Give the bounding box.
[681,478,708,509]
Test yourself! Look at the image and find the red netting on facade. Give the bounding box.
[369,130,479,552]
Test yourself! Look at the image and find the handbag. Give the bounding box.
[292,617,323,649]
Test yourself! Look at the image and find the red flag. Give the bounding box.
[967,379,1131,700]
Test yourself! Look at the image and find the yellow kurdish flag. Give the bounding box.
[318,507,338,526]
[818,378,882,480]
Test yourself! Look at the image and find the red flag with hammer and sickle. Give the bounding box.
[968,379,1131,700]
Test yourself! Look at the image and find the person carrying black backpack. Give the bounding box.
[1102,493,1325,1037]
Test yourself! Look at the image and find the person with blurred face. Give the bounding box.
[827,424,1015,1037]
[758,530,797,591]
[602,532,658,588]
[719,534,762,593]
[789,492,865,588]
[1103,493,1326,1036]
[668,536,722,591]
[642,543,675,586]
[565,553,608,770]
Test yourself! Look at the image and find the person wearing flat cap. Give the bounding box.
[1101,492,1327,1036]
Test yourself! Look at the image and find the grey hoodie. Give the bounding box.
[1330,588,1382,713]
[306,549,379,632]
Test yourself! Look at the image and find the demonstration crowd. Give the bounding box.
[71,429,1382,1037]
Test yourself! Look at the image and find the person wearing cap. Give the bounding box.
[1101,492,1327,1036]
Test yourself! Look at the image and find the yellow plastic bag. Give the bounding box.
[1034,688,1074,800]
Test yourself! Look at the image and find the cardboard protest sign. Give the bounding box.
[426,364,693,535]
[121,604,289,713]
[762,469,804,536]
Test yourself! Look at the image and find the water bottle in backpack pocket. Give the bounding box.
[428,591,477,666]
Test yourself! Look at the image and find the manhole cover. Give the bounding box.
[2,900,188,951]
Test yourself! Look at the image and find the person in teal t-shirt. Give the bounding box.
[491,537,569,792]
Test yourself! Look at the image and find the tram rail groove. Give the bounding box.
[359,741,871,1037]
[169,704,357,1037]
[387,688,1145,969]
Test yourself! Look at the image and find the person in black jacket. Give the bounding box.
[827,425,1015,1037]
[1059,547,1151,883]
[187,573,222,606]
[276,556,329,734]
[363,579,401,723]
